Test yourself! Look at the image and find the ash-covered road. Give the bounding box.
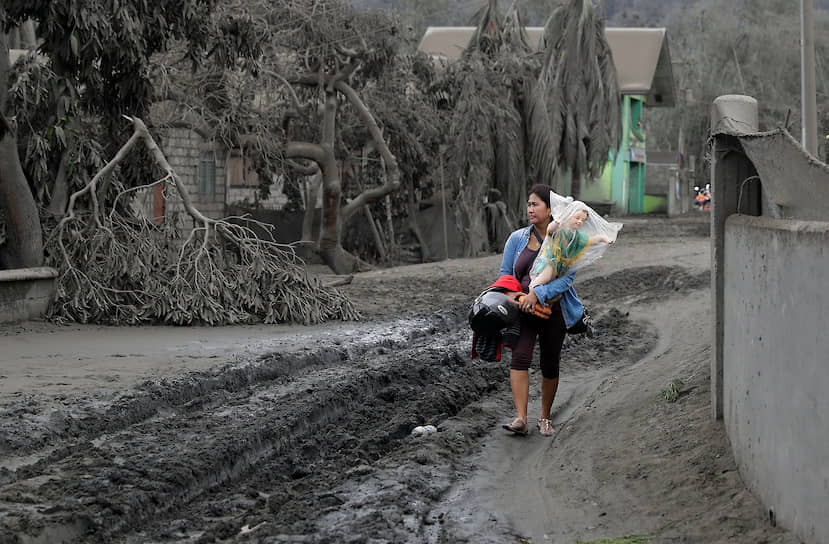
[0,263,712,543]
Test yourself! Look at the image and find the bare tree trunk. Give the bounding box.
[0,36,43,268]
[405,175,430,262]
[288,70,400,274]
[286,93,363,274]
[338,80,401,220]
[363,206,386,261]
[384,194,395,264]
[570,168,581,200]
[0,135,43,269]
[316,90,353,273]
[359,144,387,261]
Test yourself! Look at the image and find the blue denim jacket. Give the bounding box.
[499,226,584,329]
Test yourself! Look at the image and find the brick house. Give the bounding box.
[136,118,289,237]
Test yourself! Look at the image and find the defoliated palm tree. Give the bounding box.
[447,1,537,255]
[465,0,505,59]
[529,0,620,194]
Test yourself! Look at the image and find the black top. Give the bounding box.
[514,245,539,293]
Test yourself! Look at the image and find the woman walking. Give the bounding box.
[498,184,584,437]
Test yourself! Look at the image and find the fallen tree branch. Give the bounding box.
[45,115,360,325]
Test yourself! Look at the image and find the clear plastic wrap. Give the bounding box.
[529,192,623,288]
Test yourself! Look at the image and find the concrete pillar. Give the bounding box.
[667,167,679,217]
[709,95,761,420]
[686,155,696,214]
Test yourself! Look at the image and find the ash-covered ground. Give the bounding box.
[0,226,799,543]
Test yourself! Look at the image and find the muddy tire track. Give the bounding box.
[0,314,460,462]
[1,312,480,541]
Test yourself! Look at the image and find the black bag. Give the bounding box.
[566,309,593,336]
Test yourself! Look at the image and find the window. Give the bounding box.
[229,149,260,188]
[199,151,216,195]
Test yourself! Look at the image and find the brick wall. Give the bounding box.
[154,128,225,238]
[226,171,288,211]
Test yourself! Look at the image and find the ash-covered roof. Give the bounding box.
[418,26,675,107]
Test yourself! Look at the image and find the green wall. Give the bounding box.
[569,94,652,216]
[644,194,667,213]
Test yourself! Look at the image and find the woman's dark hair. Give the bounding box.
[529,184,553,209]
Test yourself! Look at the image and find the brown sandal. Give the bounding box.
[537,418,555,437]
[502,417,529,436]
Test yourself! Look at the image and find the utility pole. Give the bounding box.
[801,0,818,155]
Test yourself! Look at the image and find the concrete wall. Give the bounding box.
[645,150,678,215]
[711,95,829,544]
[723,215,829,544]
[226,172,288,211]
[0,267,57,323]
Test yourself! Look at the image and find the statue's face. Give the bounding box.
[566,210,589,230]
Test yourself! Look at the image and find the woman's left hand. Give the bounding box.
[521,290,539,311]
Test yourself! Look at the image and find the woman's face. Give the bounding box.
[527,193,550,226]
[566,210,589,229]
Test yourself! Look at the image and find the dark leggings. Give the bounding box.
[510,301,567,379]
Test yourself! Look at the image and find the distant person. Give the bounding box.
[694,185,711,211]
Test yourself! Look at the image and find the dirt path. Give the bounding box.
[0,226,801,543]
[433,291,790,544]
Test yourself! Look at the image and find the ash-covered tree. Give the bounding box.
[438,1,537,256]
[337,50,447,265]
[529,0,620,195]
[0,33,42,269]
[646,0,829,184]
[0,0,248,272]
[250,0,440,274]
[157,0,443,273]
[0,2,360,324]
[441,0,619,256]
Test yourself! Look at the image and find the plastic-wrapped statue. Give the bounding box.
[529,192,623,290]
